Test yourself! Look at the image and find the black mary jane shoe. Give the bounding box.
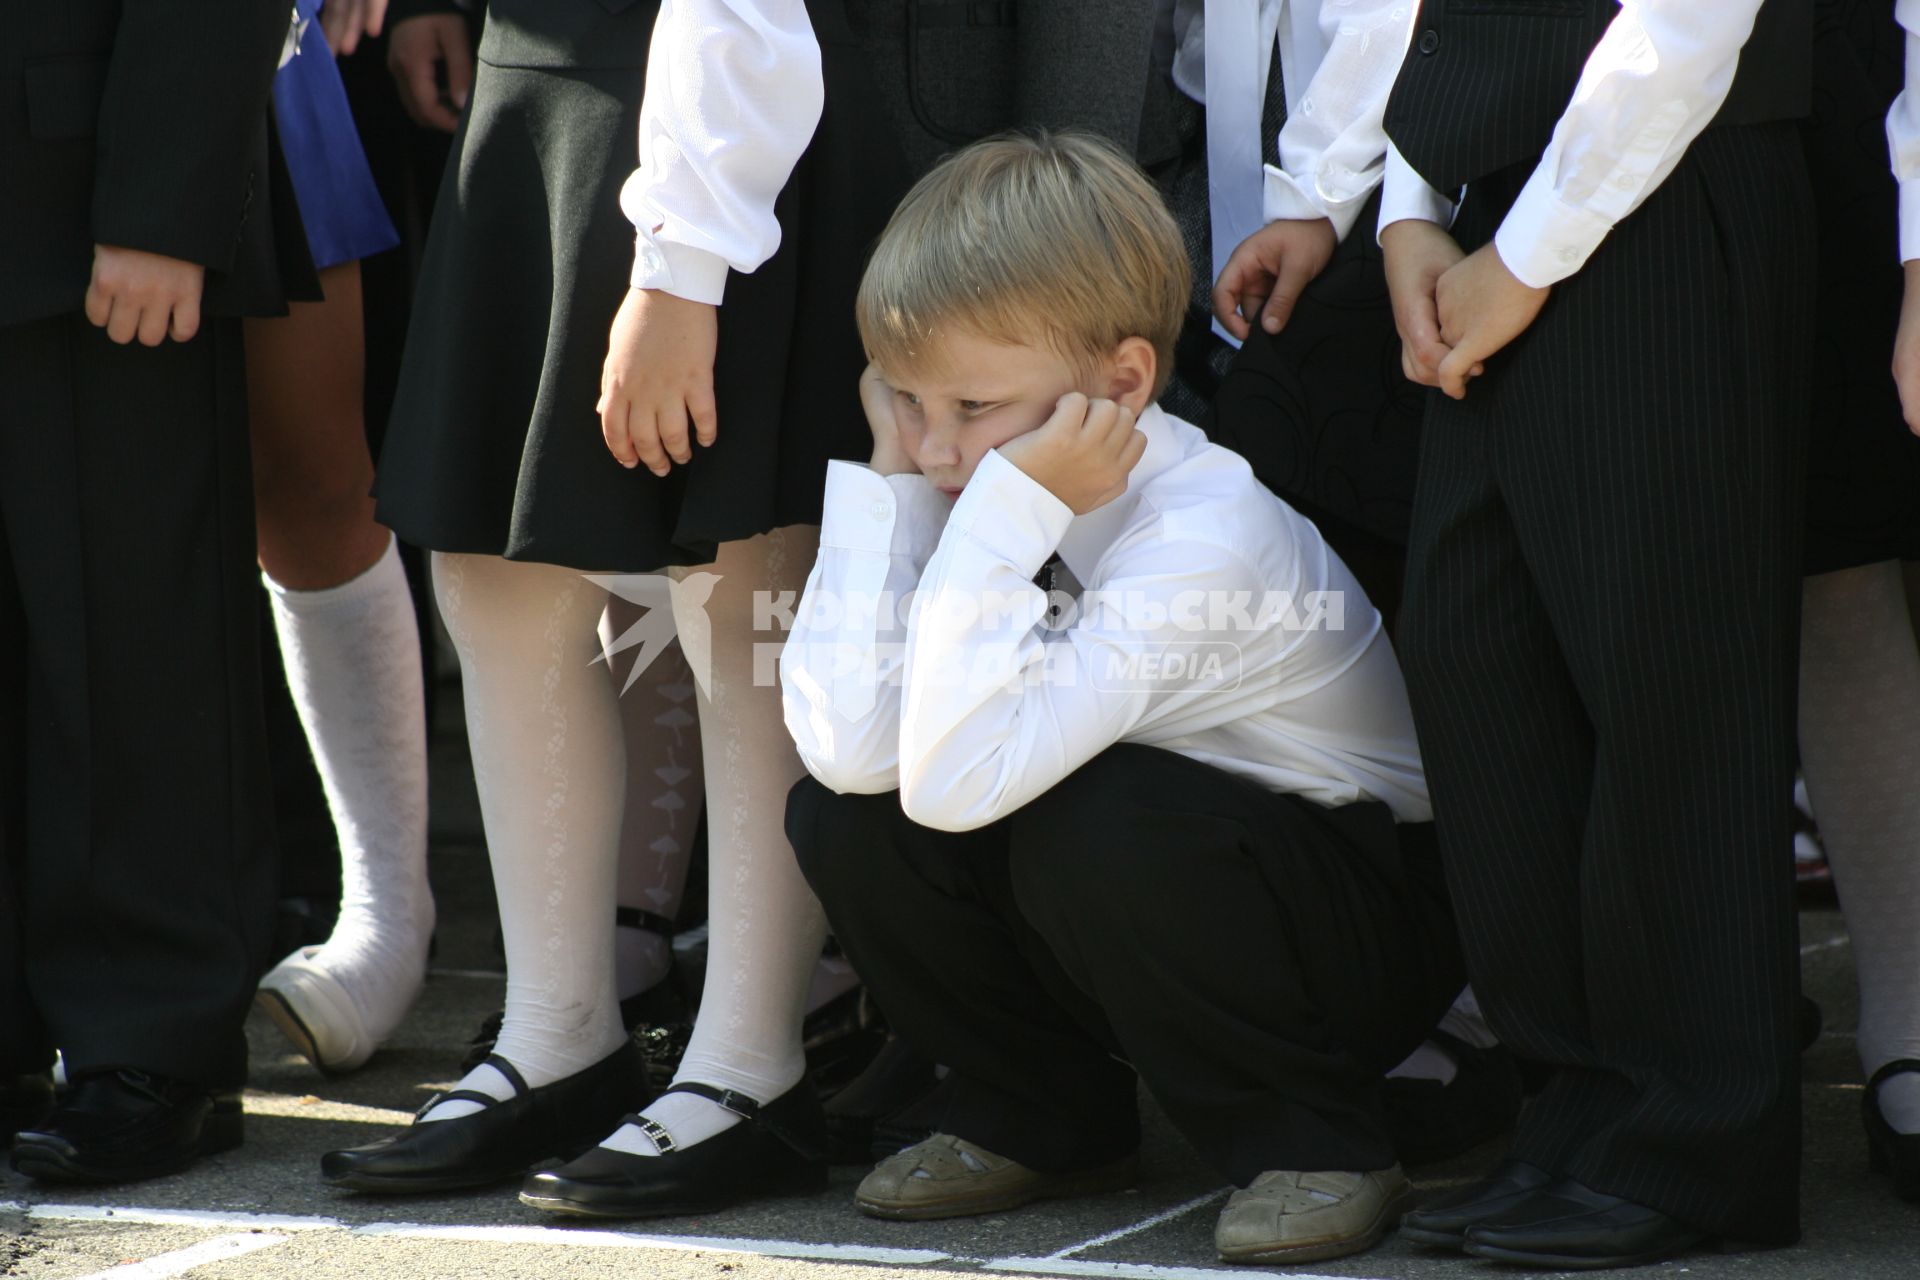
[321,1041,648,1194]
[1865,1058,1920,1202]
[2,1071,56,1147]
[518,1080,829,1218]
[11,1070,241,1185]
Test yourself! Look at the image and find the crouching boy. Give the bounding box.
[779,131,1464,1265]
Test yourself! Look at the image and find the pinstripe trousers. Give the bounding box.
[1398,124,1812,1246]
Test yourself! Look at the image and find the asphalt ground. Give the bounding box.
[4,705,1916,1280]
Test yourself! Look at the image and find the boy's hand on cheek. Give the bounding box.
[998,393,1146,516]
[859,363,919,476]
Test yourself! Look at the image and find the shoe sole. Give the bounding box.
[256,961,377,1075]
[1397,1221,1469,1249]
[255,988,338,1077]
[517,1167,830,1221]
[856,1155,1139,1222]
[10,1108,243,1185]
[1217,1184,1416,1266]
[1461,1235,1709,1270]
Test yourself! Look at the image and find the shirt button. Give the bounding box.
[1558,246,1580,263]
[1418,29,1440,55]
[870,501,891,521]
[1613,173,1637,191]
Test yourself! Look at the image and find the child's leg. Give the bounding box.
[601,588,702,1002]
[247,265,433,1069]
[604,525,824,1154]
[422,551,626,1117]
[1800,559,1920,1132]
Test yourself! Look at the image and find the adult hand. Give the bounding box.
[859,363,919,476]
[84,245,205,347]
[1380,218,1468,389]
[997,394,1145,515]
[1434,242,1550,400]
[599,287,719,476]
[321,0,388,57]
[387,12,472,132]
[1895,261,1920,436]
[1211,216,1337,341]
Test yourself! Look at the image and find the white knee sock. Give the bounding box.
[604,527,827,1155]
[1801,562,1920,1134]
[423,552,627,1120]
[264,534,433,1046]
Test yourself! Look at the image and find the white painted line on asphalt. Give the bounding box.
[69,1231,289,1279]
[1801,936,1851,955]
[1042,1189,1230,1259]
[9,1201,953,1268]
[354,1222,953,1265]
[21,1204,341,1232]
[986,1257,1367,1280]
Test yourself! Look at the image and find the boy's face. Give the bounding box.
[883,331,1092,498]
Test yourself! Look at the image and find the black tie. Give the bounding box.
[1260,30,1287,164]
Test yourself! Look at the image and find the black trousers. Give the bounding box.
[787,743,1464,1186]
[1397,124,1811,1245]
[0,313,276,1087]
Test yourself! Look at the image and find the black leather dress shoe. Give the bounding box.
[1865,1058,1920,1201]
[321,1042,648,1193]
[1399,1159,1553,1248]
[519,1080,829,1218]
[10,1070,241,1184]
[1462,1178,1708,1269]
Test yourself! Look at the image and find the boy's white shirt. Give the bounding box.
[1375,0,1772,288]
[1891,0,1920,262]
[1171,0,1418,260]
[779,406,1431,834]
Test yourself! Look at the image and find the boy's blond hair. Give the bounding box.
[856,130,1190,398]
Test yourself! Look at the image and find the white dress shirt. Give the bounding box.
[1890,0,1920,262]
[780,406,1431,833]
[619,1,822,304]
[1170,0,1417,283]
[1378,0,1773,289]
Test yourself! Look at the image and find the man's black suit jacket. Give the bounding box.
[0,0,296,327]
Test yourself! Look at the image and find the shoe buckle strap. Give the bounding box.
[632,1115,676,1155]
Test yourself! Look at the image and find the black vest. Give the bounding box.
[1384,0,1812,195]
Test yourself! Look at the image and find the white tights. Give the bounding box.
[1800,561,1920,1133]
[423,530,822,1136]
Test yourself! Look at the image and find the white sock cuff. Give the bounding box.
[263,532,403,611]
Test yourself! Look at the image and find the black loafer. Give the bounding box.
[519,1080,829,1218]
[10,1070,241,1184]
[1865,1058,1920,1202]
[321,1041,648,1193]
[1462,1178,1709,1269]
[1400,1159,1553,1248]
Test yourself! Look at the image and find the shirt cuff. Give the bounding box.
[630,233,730,304]
[945,450,1075,579]
[1492,163,1616,289]
[1376,146,1459,244]
[1263,166,1364,242]
[819,462,948,559]
[1902,179,1920,265]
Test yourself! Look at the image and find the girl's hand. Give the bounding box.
[599,288,719,476]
